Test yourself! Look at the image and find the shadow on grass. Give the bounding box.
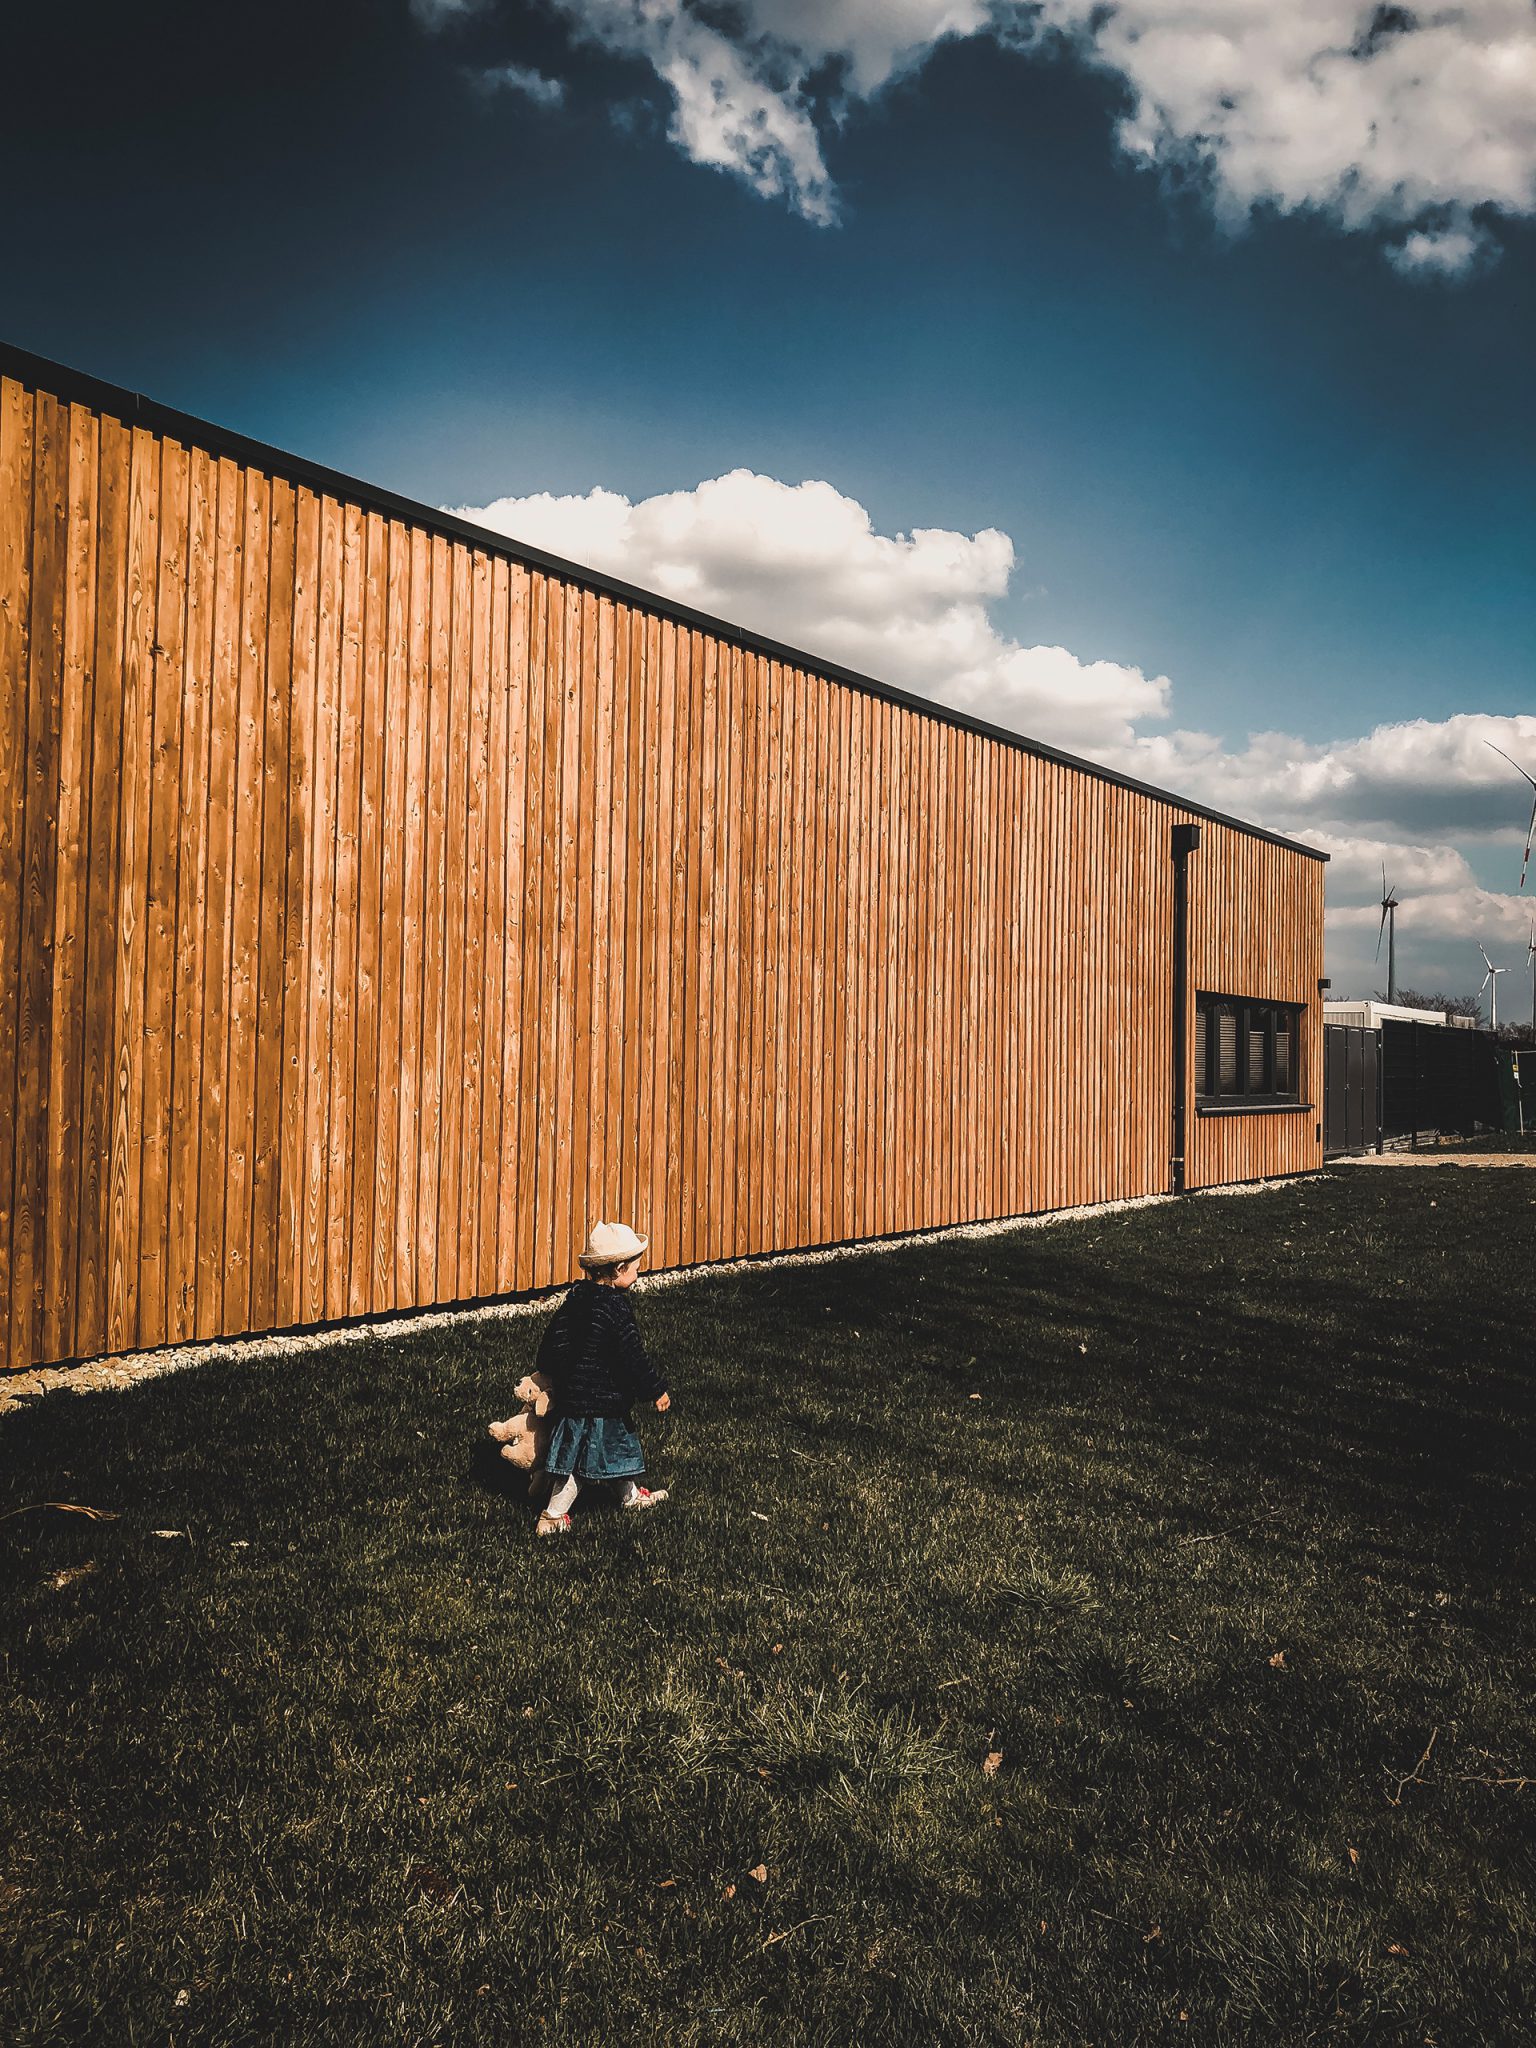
[464,1433,528,1505]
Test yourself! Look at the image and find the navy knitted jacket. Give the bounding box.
[535,1280,668,1420]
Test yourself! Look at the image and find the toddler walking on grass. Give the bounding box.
[534,1222,671,1539]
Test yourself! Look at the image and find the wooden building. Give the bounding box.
[0,344,1326,1376]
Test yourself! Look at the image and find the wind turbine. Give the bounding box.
[1478,942,1509,1031]
[1376,866,1400,1002]
[1521,924,1536,1135]
[1485,740,1536,890]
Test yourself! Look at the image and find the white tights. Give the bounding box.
[546,1474,640,1517]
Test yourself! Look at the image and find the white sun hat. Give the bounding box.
[577,1220,649,1269]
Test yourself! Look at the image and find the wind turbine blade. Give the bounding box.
[1486,739,1536,792]
[1522,790,1535,889]
[1376,904,1387,958]
[1480,970,1492,993]
[1478,942,1494,971]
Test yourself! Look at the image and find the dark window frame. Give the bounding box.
[1194,993,1305,1110]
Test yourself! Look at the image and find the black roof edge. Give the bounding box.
[1,338,1327,865]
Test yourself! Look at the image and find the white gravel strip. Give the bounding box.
[1330,1151,1536,1168]
[1,1175,1312,1417]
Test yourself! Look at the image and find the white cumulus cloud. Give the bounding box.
[1387,225,1489,276]
[439,0,1536,265]
[538,0,843,223]
[474,61,567,108]
[1032,0,1536,270]
[456,467,1169,748]
[1309,831,1533,1010]
[1105,715,1536,1007]
[1108,713,1536,841]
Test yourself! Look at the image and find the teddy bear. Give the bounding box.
[487,1369,554,1495]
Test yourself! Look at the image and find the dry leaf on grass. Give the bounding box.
[761,1915,830,1950]
[47,1563,96,1591]
[722,1883,736,1900]
[748,1864,768,1884]
[1268,1650,1287,1669]
[982,1750,1004,1778]
[1,1501,119,1522]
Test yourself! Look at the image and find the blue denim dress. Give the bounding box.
[543,1414,646,1482]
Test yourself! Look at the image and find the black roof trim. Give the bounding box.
[0,338,1327,864]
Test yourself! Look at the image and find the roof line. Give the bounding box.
[0,338,1327,863]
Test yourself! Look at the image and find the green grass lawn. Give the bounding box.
[3,1171,1534,2047]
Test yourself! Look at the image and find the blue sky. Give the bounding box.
[5,0,1534,1011]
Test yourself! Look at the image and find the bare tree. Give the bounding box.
[1374,986,1484,1022]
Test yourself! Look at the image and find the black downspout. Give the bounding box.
[1171,823,1202,1192]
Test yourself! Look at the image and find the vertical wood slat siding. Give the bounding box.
[197,458,239,1340]
[41,406,97,1363]
[12,389,65,1366]
[0,368,1326,1373]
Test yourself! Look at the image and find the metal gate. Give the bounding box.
[1324,1024,1382,1157]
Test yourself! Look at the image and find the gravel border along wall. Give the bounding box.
[1,1178,1313,1417]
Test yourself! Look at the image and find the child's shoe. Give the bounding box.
[535,1511,571,1538]
[622,1486,668,1511]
